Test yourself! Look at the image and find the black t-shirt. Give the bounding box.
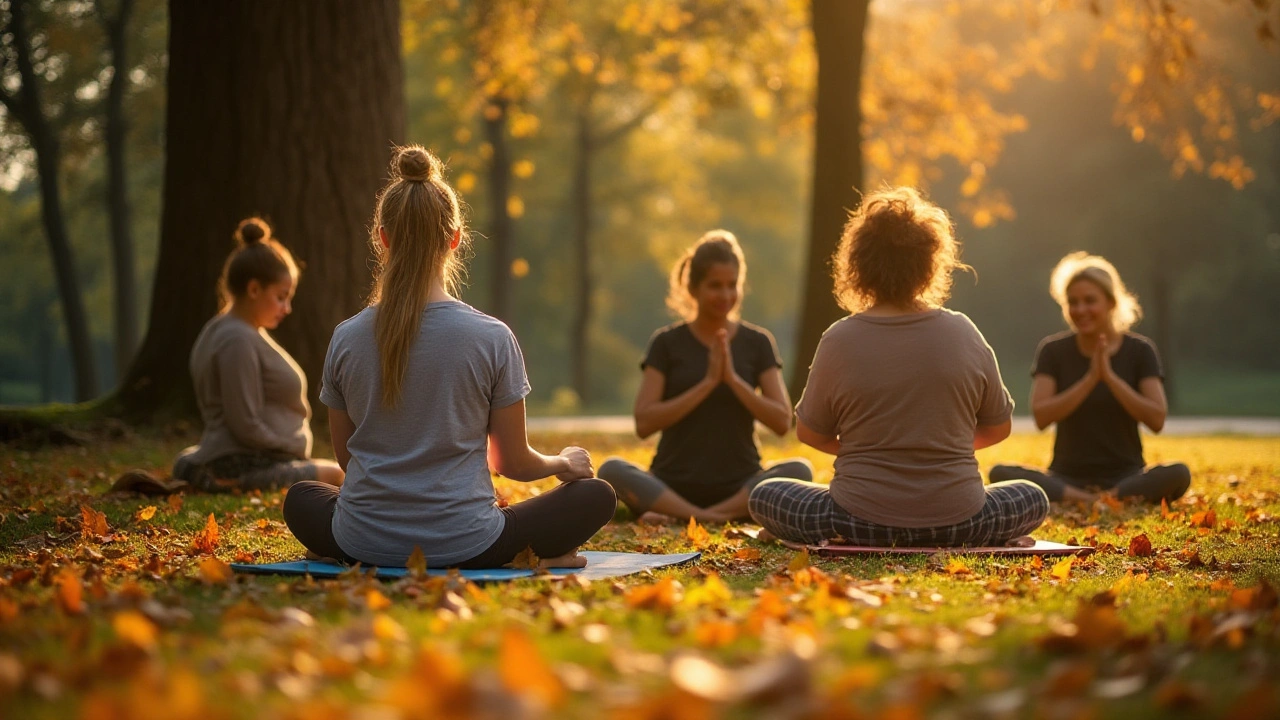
[1032,331,1163,479]
[643,321,783,507]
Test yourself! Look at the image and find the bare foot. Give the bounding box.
[638,511,679,525]
[1061,485,1100,503]
[540,551,588,569]
[1004,535,1036,548]
[756,528,777,543]
[304,549,341,563]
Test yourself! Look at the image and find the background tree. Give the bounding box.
[0,0,98,400]
[116,0,404,420]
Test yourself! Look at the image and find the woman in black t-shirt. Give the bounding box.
[598,231,812,523]
[990,252,1190,503]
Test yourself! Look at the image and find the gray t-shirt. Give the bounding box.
[796,309,1013,528]
[321,301,531,567]
[185,313,312,465]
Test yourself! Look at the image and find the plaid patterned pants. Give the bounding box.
[747,478,1049,547]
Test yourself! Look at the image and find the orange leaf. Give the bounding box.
[685,517,710,548]
[1127,534,1154,557]
[80,505,109,539]
[507,546,540,570]
[406,546,427,577]
[625,577,682,612]
[499,626,565,708]
[1050,556,1074,582]
[112,610,159,650]
[198,557,232,584]
[55,567,84,615]
[134,505,158,522]
[1190,510,1217,529]
[191,514,220,554]
[373,614,407,641]
[0,596,19,623]
[945,558,972,576]
[366,589,393,611]
[733,547,762,561]
[167,493,184,514]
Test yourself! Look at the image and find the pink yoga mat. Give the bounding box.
[779,539,1094,557]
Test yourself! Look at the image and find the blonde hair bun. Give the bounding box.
[234,217,271,247]
[395,145,441,183]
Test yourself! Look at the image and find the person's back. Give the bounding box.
[322,301,525,566]
[807,309,1009,527]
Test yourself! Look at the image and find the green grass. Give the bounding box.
[1,429,1278,719]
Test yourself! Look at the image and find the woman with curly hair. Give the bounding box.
[748,187,1048,547]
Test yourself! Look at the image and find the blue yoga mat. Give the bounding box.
[231,550,700,582]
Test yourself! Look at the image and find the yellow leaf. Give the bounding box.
[787,547,810,573]
[80,505,109,539]
[406,546,427,577]
[191,514,220,554]
[55,567,84,615]
[685,517,710,548]
[134,506,157,522]
[373,613,407,642]
[1050,556,1075,582]
[499,626,565,708]
[198,557,232,584]
[112,610,158,650]
[366,589,392,611]
[684,573,731,608]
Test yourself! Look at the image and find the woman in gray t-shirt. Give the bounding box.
[748,188,1049,547]
[171,218,344,493]
[283,146,615,569]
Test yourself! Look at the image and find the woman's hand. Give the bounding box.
[719,330,738,384]
[555,446,595,482]
[1090,335,1116,384]
[705,330,727,385]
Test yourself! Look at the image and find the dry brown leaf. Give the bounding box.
[191,514,220,554]
[788,546,811,573]
[507,546,540,570]
[499,626,565,708]
[54,567,84,615]
[167,493,184,514]
[685,517,710,548]
[406,546,427,577]
[1127,533,1154,557]
[80,505,109,539]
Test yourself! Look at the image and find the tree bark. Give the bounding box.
[790,0,870,399]
[117,0,405,421]
[570,107,594,406]
[103,0,139,383]
[2,0,99,401]
[484,97,515,325]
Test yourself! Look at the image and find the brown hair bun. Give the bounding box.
[395,145,440,183]
[234,217,271,247]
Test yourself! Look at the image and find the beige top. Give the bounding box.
[184,313,312,464]
[796,309,1012,527]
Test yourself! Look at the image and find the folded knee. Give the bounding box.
[596,457,629,480]
[566,478,617,521]
[988,464,1018,482]
[775,459,815,482]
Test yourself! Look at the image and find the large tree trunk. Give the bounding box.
[5,0,99,401]
[790,0,870,399]
[118,0,404,421]
[104,0,139,384]
[570,108,594,406]
[484,97,515,324]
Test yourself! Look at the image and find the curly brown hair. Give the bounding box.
[831,187,969,313]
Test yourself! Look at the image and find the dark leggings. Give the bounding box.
[282,478,616,568]
[989,463,1191,503]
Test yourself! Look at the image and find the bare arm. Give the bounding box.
[1104,374,1168,432]
[633,367,719,439]
[974,418,1012,450]
[488,399,593,481]
[1030,373,1095,430]
[796,417,841,455]
[328,407,355,471]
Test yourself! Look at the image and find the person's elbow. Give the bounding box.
[795,422,832,451]
[634,413,657,440]
[766,410,792,437]
[1031,405,1052,431]
[976,419,1012,449]
[1146,409,1167,434]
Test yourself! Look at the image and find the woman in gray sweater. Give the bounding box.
[171,218,344,492]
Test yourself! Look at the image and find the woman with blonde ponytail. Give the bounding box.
[990,252,1190,504]
[283,146,615,569]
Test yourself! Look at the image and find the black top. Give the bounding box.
[1032,331,1163,480]
[643,321,783,507]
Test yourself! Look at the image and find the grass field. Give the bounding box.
[1,427,1278,719]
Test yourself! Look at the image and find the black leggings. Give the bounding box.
[989,463,1191,503]
[282,479,616,568]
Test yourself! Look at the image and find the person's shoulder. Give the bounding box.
[1036,330,1076,353]
[648,321,688,344]
[330,307,377,342]
[736,320,777,344]
[1122,332,1160,357]
[934,307,980,331]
